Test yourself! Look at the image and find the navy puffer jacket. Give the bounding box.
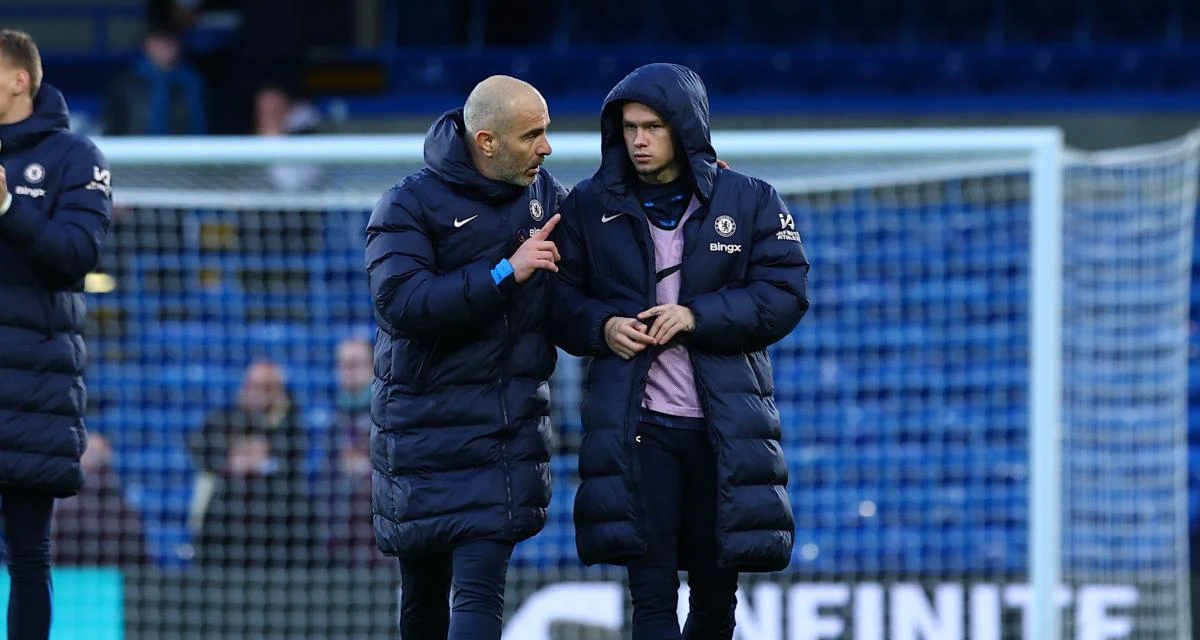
[365,109,566,557]
[0,85,112,497]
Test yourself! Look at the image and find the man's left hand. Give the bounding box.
[637,304,695,345]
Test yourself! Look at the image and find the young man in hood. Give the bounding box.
[364,75,566,638]
[0,30,113,639]
[551,63,810,638]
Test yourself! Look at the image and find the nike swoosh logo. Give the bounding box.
[453,215,479,228]
[601,213,621,223]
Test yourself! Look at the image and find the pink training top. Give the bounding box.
[642,196,705,418]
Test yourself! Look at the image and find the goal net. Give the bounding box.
[42,128,1194,639]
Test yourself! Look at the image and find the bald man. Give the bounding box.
[364,76,567,638]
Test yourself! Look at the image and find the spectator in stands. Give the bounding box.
[254,82,319,137]
[166,0,308,134]
[365,75,566,638]
[0,29,114,639]
[104,23,206,136]
[253,82,324,191]
[52,432,147,568]
[319,337,385,565]
[549,63,809,639]
[187,359,319,569]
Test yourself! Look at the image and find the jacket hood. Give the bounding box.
[595,63,717,204]
[0,84,70,152]
[423,108,525,204]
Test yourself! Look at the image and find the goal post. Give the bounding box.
[1031,129,1066,640]
[78,127,1192,639]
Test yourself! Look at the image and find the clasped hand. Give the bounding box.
[603,304,695,360]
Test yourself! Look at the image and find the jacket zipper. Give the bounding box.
[689,356,723,566]
[679,209,723,565]
[686,212,720,566]
[499,311,513,536]
[626,201,660,551]
[498,204,528,538]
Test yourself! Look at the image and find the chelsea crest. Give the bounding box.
[714,215,736,237]
[23,163,45,184]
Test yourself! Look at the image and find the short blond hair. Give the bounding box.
[0,30,42,97]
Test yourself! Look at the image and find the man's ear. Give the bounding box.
[12,69,30,98]
[474,129,497,158]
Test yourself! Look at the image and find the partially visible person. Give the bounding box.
[187,360,318,569]
[104,23,206,136]
[253,81,323,191]
[52,432,147,568]
[253,81,319,137]
[319,337,385,565]
[0,29,114,640]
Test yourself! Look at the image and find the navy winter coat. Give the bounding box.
[365,109,566,557]
[551,64,810,572]
[0,85,112,497]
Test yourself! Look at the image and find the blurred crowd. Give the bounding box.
[43,334,582,569]
[40,338,389,569]
[106,0,320,138]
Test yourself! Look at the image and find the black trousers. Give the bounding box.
[627,423,739,640]
[397,539,515,639]
[1,488,55,640]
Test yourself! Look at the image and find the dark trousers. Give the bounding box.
[398,539,515,639]
[628,423,739,640]
[1,488,55,640]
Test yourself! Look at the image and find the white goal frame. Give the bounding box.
[96,128,1067,639]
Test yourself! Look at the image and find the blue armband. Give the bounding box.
[491,259,515,286]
